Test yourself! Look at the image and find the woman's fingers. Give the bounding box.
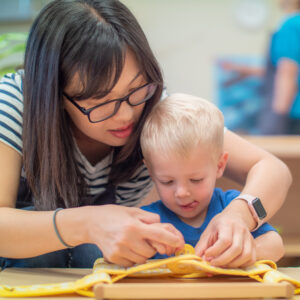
[104,256,133,267]
[141,222,185,250]
[135,208,161,224]
[87,206,185,266]
[195,212,257,268]
[195,219,227,258]
[200,228,233,261]
[206,229,246,267]
[225,236,256,268]
[148,240,167,255]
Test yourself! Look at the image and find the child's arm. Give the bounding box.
[255,231,285,262]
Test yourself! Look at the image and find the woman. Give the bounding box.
[0,0,291,268]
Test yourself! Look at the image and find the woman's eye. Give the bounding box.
[84,98,107,108]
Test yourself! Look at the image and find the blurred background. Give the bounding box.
[0,0,280,97]
[0,0,288,134]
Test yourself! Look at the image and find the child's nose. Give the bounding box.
[175,185,191,198]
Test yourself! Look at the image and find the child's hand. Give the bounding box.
[195,212,256,268]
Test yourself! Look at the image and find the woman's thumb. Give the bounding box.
[136,209,160,224]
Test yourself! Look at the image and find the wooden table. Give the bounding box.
[0,267,299,299]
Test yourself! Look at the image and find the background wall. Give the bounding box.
[0,0,283,101]
[123,0,282,101]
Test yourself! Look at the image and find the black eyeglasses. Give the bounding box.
[63,82,157,123]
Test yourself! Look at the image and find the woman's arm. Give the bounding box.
[195,130,292,266]
[223,130,292,225]
[0,142,184,265]
[0,141,75,257]
[255,231,285,262]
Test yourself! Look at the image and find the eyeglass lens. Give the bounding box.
[89,83,156,122]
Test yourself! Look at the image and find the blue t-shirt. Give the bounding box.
[142,188,276,259]
[271,14,300,119]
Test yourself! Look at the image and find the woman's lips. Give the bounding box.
[108,123,134,139]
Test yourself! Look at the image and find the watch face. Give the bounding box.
[252,198,267,220]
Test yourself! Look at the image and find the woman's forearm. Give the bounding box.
[223,130,292,230]
[240,155,291,220]
[0,207,86,258]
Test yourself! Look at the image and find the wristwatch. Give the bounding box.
[235,194,267,231]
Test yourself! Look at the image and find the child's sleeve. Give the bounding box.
[251,222,277,239]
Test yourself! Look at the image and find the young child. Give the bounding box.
[140,94,285,267]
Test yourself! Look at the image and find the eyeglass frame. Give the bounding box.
[63,82,158,123]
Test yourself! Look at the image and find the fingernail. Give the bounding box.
[204,256,213,261]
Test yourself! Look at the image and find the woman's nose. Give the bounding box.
[114,100,134,122]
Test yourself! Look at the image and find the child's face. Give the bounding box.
[147,145,228,227]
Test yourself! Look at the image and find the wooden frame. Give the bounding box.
[93,278,294,299]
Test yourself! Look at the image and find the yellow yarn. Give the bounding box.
[0,244,299,298]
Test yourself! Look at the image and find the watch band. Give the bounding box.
[235,194,267,232]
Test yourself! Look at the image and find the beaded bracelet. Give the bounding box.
[53,208,74,248]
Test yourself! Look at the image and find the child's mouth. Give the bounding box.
[179,201,199,210]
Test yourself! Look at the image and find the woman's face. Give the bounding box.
[64,50,147,147]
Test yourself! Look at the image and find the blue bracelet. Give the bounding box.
[53,208,74,248]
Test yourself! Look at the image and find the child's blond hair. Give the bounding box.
[141,93,224,162]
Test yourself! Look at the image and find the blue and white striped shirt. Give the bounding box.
[0,71,152,206]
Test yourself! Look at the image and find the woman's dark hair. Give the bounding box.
[23,0,163,210]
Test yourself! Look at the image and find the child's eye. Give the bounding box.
[159,180,173,185]
[190,178,203,183]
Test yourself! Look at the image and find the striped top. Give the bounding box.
[0,71,152,207]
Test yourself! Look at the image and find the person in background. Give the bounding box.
[220,0,300,134]
[0,0,291,269]
[141,94,284,265]
[260,0,300,134]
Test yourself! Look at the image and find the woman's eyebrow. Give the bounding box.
[128,71,142,85]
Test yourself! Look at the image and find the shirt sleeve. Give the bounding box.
[251,222,277,238]
[273,17,300,65]
[0,72,24,155]
[115,163,153,207]
[221,189,241,207]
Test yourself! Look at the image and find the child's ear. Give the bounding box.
[143,159,152,176]
[143,158,147,168]
[216,151,228,178]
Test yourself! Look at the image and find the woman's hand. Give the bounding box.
[147,223,185,256]
[82,205,184,266]
[195,211,256,268]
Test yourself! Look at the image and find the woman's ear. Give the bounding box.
[216,151,229,178]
